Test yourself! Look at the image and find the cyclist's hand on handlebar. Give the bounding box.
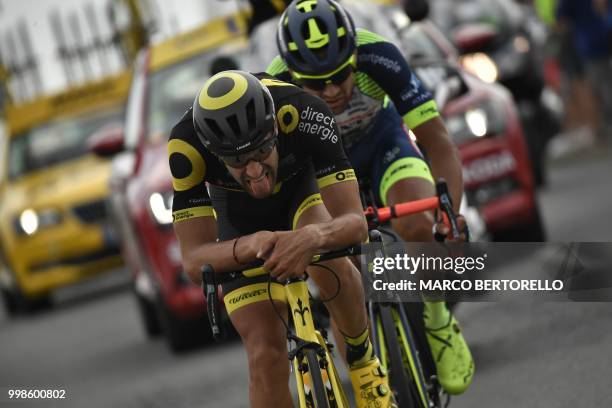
[434,213,470,242]
[243,230,278,261]
[262,227,319,282]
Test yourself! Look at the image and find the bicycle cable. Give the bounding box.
[309,262,341,303]
[379,228,398,242]
[264,261,342,339]
[267,276,292,335]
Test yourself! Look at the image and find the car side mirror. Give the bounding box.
[452,23,498,53]
[88,123,125,157]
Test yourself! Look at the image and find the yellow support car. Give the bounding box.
[0,72,131,314]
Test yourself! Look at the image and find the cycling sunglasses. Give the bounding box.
[292,55,356,91]
[298,64,354,91]
[218,136,277,169]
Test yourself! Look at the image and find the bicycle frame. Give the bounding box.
[360,180,457,408]
[203,264,350,408]
[366,230,434,408]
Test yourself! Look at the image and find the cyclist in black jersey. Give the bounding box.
[169,71,394,407]
[268,0,474,398]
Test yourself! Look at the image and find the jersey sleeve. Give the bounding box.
[265,55,293,82]
[168,111,215,223]
[293,93,356,189]
[356,29,440,129]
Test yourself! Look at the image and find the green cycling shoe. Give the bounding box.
[425,314,475,395]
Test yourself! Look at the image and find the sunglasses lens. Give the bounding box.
[332,65,352,84]
[302,78,326,90]
[220,137,276,168]
[300,65,353,90]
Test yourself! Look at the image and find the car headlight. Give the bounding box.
[149,192,173,225]
[13,208,63,236]
[459,52,499,84]
[465,109,488,137]
[513,35,530,54]
[445,98,507,145]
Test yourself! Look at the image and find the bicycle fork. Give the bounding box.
[285,279,349,408]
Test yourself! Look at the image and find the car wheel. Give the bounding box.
[134,291,162,337]
[20,293,52,314]
[522,206,547,242]
[1,287,21,316]
[493,206,547,242]
[156,296,212,352]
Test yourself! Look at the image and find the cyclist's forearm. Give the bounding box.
[426,143,463,212]
[417,133,463,211]
[182,237,257,284]
[309,213,368,251]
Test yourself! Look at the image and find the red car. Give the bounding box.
[390,17,545,240]
[102,15,248,351]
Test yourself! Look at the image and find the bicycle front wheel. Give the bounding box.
[305,349,331,408]
[379,305,423,408]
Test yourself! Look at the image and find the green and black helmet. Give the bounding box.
[193,70,276,157]
[277,0,356,76]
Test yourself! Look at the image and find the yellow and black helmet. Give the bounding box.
[277,0,356,76]
[193,70,276,157]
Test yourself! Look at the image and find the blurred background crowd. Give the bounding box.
[0,1,611,407]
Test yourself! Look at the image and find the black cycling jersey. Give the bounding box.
[169,73,355,224]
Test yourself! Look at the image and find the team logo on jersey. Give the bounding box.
[168,139,206,192]
[277,104,300,133]
[358,53,401,73]
[299,106,339,143]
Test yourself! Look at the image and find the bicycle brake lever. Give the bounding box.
[201,264,226,342]
[436,179,460,239]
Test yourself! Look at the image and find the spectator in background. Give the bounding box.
[533,0,600,150]
[557,0,612,144]
[398,0,430,21]
[210,55,240,76]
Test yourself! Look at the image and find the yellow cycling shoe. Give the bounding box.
[349,357,398,408]
[425,314,475,395]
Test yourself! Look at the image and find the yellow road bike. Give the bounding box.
[202,179,460,407]
[203,247,360,408]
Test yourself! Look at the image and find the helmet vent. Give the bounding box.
[297,0,317,13]
[226,114,241,139]
[246,98,256,129]
[262,91,271,115]
[205,118,223,138]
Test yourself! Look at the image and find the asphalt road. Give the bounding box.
[1,146,611,408]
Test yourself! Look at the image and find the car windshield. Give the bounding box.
[430,0,521,37]
[398,24,447,63]
[8,108,123,180]
[146,49,244,145]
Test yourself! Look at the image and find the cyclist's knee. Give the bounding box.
[248,342,289,387]
[392,211,435,242]
[310,258,363,300]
